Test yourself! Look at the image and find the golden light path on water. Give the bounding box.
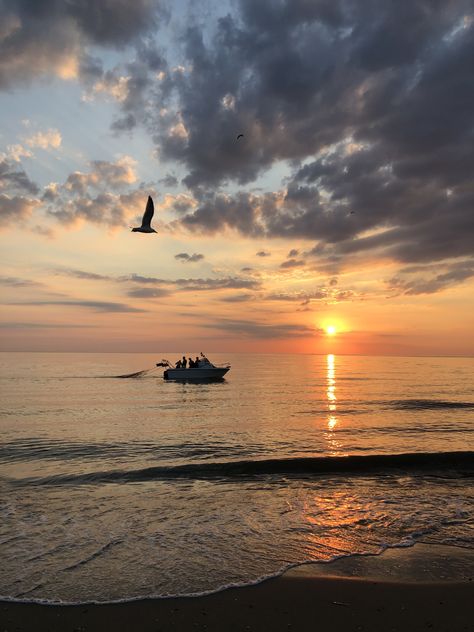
[325,354,344,454]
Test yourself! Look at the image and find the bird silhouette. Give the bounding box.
[237,133,244,140]
[131,196,157,233]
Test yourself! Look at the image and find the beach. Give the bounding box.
[2,545,473,632]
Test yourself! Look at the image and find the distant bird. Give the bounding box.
[131,196,157,233]
[237,133,244,140]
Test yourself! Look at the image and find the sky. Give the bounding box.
[1,0,473,355]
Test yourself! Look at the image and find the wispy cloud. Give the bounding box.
[202,319,318,339]
[174,252,204,263]
[54,268,112,281]
[127,288,171,298]
[219,293,255,303]
[0,275,43,288]
[280,258,305,269]
[174,277,260,291]
[0,322,97,329]
[387,260,474,295]
[7,300,146,313]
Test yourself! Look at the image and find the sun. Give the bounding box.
[326,325,337,336]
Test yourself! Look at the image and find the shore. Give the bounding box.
[2,545,473,632]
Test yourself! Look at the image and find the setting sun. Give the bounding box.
[326,325,337,336]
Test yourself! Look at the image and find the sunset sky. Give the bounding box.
[1,0,473,355]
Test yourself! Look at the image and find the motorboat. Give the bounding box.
[157,355,230,381]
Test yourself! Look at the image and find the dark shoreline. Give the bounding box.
[2,544,473,632]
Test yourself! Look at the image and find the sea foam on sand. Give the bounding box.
[1,544,473,632]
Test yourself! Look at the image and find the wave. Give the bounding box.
[389,399,474,410]
[0,438,269,463]
[7,451,473,487]
[61,539,123,572]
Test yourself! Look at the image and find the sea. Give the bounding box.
[0,352,473,604]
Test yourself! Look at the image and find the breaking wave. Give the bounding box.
[8,451,473,487]
[390,399,474,410]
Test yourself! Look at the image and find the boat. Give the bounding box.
[157,355,230,381]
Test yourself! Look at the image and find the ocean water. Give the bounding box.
[0,352,473,603]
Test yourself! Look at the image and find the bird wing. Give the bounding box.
[141,196,154,227]
[237,134,244,139]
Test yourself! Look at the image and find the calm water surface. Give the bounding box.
[0,353,473,602]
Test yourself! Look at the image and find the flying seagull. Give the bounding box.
[131,196,157,233]
[237,133,244,140]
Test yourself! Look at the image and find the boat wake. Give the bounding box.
[112,368,158,378]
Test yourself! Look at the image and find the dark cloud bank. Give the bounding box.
[149,0,473,286]
[0,0,165,88]
[1,0,473,296]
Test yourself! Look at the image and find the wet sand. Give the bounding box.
[2,545,473,632]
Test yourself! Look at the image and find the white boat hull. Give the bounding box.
[162,367,230,380]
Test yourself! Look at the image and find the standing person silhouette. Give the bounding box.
[181,356,187,368]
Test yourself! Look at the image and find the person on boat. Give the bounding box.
[175,359,182,368]
[195,356,201,367]
[182,356,187,368]
[188,357,195,368]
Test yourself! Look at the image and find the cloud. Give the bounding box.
[0,0,164,89]
[203,318,317,339]
[127,287,171,298]
[37,158,152,231]
[141,1,473,270]
[122,273,167,285]
[127,275,261,296]
[0,322,96,329]
[0,275,43,288]
[175,252,204,263]
[4,0,473,275]
[0,194,40,229]
[176,191,263,236]
[6,144,33,162]
[267,290,327,303]
[287,249,299,258]
[53,268,261,297]
[387,260,474,295]
[219,293,255,303]
[55,268,111,281]
[90,74,130,103]
[31,224,55,238]
[64,156,137,195]
[256,250,271,257]
[43,164,151,228]
[24,128,62,150]
[8,300,145,313]
[0,158,39,195]
[280,258,305,269]
[160,173,178,187]
[174,277,260,291]
[267,286,357,304]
